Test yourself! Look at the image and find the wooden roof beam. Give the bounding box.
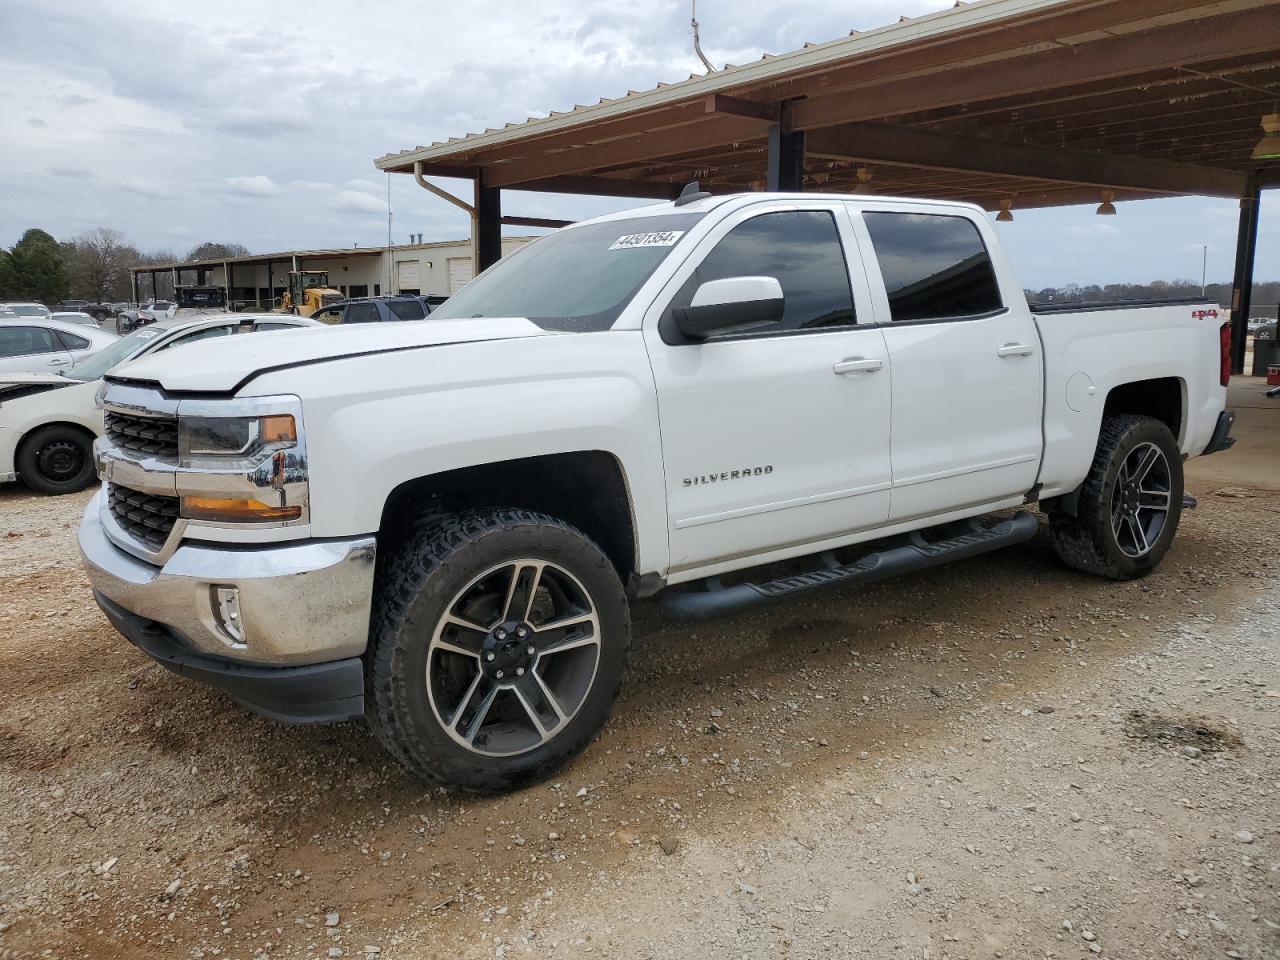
[790,5,1280,132]
[805,121,1248,197]
[484,116,770,188]
[703,94,780,124]
[896,53,1280,128]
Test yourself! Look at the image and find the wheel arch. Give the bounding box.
[377,450,640,586]
[1101,376,1186,447]
[16,419,99,458]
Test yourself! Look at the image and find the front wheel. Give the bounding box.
[17,425,96,495]
[366,509,630,792]
[1048,414,1183,580]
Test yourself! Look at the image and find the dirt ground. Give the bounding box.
[1,381,1277,960]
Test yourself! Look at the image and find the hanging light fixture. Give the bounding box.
[1096,189,1117,216]
[852,166,875,194]
[1252,114,1280,160]
[995,196,1015,222]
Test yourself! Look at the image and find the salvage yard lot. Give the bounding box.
[1,382,1277,960]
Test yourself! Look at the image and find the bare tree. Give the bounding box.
[66,227,140,302]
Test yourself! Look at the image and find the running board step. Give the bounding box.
[658,511,1040,621]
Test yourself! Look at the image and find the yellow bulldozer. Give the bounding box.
[279,270,343,316]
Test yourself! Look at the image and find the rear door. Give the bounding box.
[0,325,73,373]
[644,201,892,576]
[851,205,1043,522]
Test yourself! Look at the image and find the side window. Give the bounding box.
[0,326,58,358]
[55,331,92,351]
[161,325,234,351]
[345,302,379,323]
[312,306,343,325]
[387,300,426,321]
[668,210,855,336]
[862,212,1003,322]
[254,321,298,332]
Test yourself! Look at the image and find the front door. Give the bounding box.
[853,206,1043,522]
[644,203,893,577]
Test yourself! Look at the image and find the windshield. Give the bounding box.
[429,213,704,332]
[11,304,49,317]
[66,327,163,381]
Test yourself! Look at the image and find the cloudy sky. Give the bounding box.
[1,0,1276,290]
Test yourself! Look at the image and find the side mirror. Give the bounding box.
[673,276,784,340]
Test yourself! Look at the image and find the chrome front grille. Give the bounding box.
[107,483,180,551]
[104,411,179,459]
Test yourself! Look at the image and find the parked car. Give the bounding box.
[55,299,93,312]
[49,311,101,328]
[0,318,117,375]
[0,302,52,319]
[310,294,440,325]
[79,191,1233,791]
[139,300,178,320]
[0,314,321,495]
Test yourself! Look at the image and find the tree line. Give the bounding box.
[1026,279,1280,312]
[0,227,248,305]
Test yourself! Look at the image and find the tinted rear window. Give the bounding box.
[862,212,1003,322]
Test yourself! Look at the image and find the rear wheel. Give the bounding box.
[1048,414,1182,579]
[366,508,630,792]
[17,425,96,495]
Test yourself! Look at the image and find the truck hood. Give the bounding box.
[112,317,558,393]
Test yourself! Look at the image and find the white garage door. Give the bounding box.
[447,257,473,293]
[396,260,421,291]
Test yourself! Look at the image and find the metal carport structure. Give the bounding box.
[375,0,1280,370]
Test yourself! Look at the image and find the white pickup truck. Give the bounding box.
[78,189,1235,792]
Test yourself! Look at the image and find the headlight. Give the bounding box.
[93,381,108,409]
[179,414,296,466]
[175,401,307,525]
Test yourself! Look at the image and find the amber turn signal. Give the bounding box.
[182,496,302,523]
[259,414,296,445]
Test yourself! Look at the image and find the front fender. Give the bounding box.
[249,332,669,575]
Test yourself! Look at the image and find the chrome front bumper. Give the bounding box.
[78,489,376,666]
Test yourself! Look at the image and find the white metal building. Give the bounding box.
[131,237,532,309]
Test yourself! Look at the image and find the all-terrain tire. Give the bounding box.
[17,425,96,495]
[1048,414,1183,580]
[365,508,630,792]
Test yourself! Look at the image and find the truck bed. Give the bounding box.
[1032,298,1226,498]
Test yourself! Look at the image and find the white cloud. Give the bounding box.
[224,175,280,197]
[332,190,386,214]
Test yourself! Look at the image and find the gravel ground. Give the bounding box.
[1,382,1277,960]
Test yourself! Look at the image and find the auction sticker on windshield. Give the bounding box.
[609,231,685,251]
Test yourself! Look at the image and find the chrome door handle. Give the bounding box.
[996,343,1035,358]
[833,357,883,375]
[48,357,70,366]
